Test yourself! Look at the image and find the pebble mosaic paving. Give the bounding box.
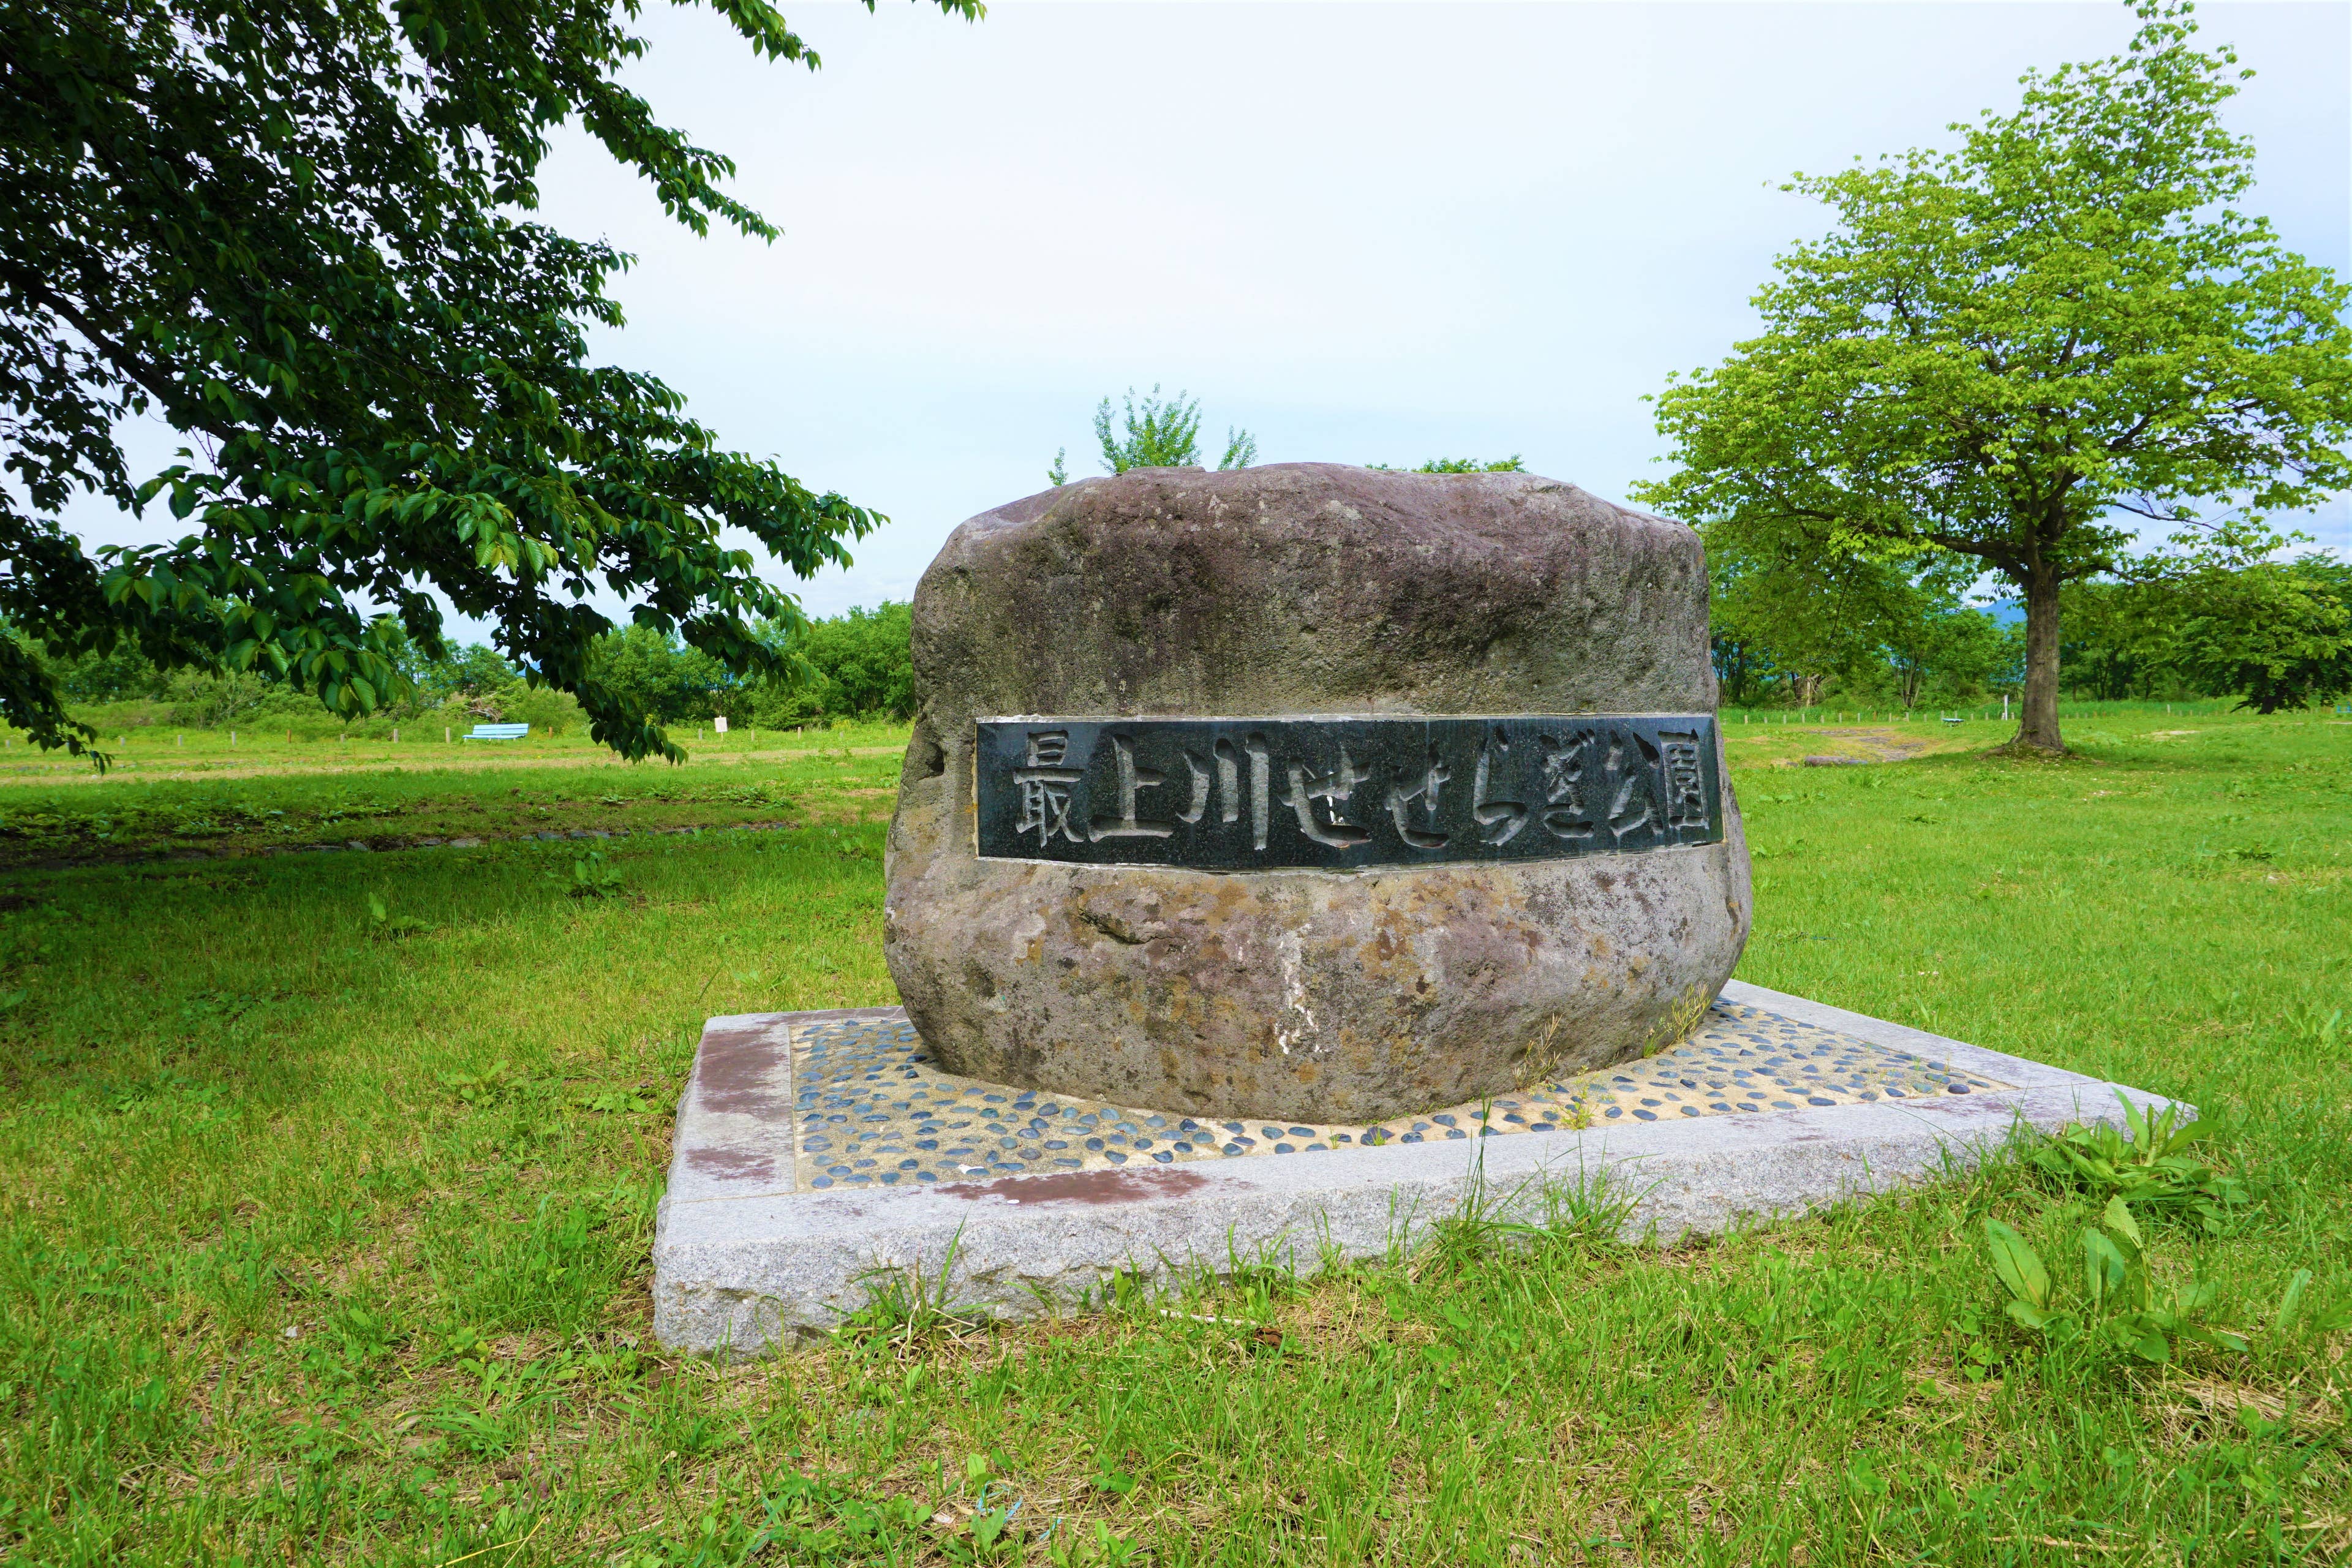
[791,1001,2013,1191]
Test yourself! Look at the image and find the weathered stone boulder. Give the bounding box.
[882,463,1751,1123]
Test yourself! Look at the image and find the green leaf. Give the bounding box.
[2123,1321,2172,1364]
[2100,1195,2143,1253]
[2003,1299,2052,1332]
[2081,1227,2130,1305]
[2277,1268,2312,1327]
[1984,1218,2051,1311]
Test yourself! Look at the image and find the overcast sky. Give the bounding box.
[72,1,2352,632]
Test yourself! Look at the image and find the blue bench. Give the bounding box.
[463,723,530,741]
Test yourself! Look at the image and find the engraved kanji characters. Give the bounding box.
[1659,731,1709,836]
[1537,728,1675,850]
[1539,728,1599,843]
[1175,750,1210,826]
[1599,731,1663,848]
[987,717,1716,864]
[1088,734,1175,840]
[1011,729,1087,846]
[1214,735,1272,851]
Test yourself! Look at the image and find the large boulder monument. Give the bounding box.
[882,463,1753,1123]
[655,462,2174,1352]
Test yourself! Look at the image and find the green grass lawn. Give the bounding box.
[0,722,908,873]
[1,710,2347,1565]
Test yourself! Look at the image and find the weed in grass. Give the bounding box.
[733,1471,933,1566]
[1985,1196,2250,1367]
[1046,1518,1149,1567]
[364,890,435,939]
[1414,1148,1642,1278]
[2024,1093,2248,1231]
[2289,1004,2344,1054]
[553,848,628,899]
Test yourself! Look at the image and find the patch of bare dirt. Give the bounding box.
[1800,727,1932,763]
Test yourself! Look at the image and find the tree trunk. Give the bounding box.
[2016,567,2064,753]
[1791,674,1824,707]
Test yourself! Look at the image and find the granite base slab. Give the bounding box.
[652,981,2181,1354]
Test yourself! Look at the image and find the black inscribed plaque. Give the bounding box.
[974,715,1723,870]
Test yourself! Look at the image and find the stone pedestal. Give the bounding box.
[883,464,1752,1124]
[649,982,2179,1353]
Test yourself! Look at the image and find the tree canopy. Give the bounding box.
[1049,386,1256,485]
[1370,458,1527,474]
[1634,1,2352,753]
[2068,530,2352,713]
[1705,533,2005,710]
[2,0,976,764]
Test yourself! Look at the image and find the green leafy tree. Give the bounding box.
[2057,582,2162,700]
[2,0,978,765]
[3,631,163,705]
[2139,533,2351,712]
[1707,532,1905,706]
[1708,532,2005,709]
[583,624,742,725]
[1881,593,2006,710]
[2054,533,2350,708]
[797,602,914,718]
[1636,1,2352,754]
[750,601,913,724]
[1080,386,1256,477]
[1709,627,1778,710]
[162,667,299,727]
[420,645,519,704]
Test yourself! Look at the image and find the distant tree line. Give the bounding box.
[1371,458,1528,475]
[2059,545,2350,713]
[582,604,914,728]
[8,603,917,738]
[1706,538,2014,710]
[1709,526,2351,715]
